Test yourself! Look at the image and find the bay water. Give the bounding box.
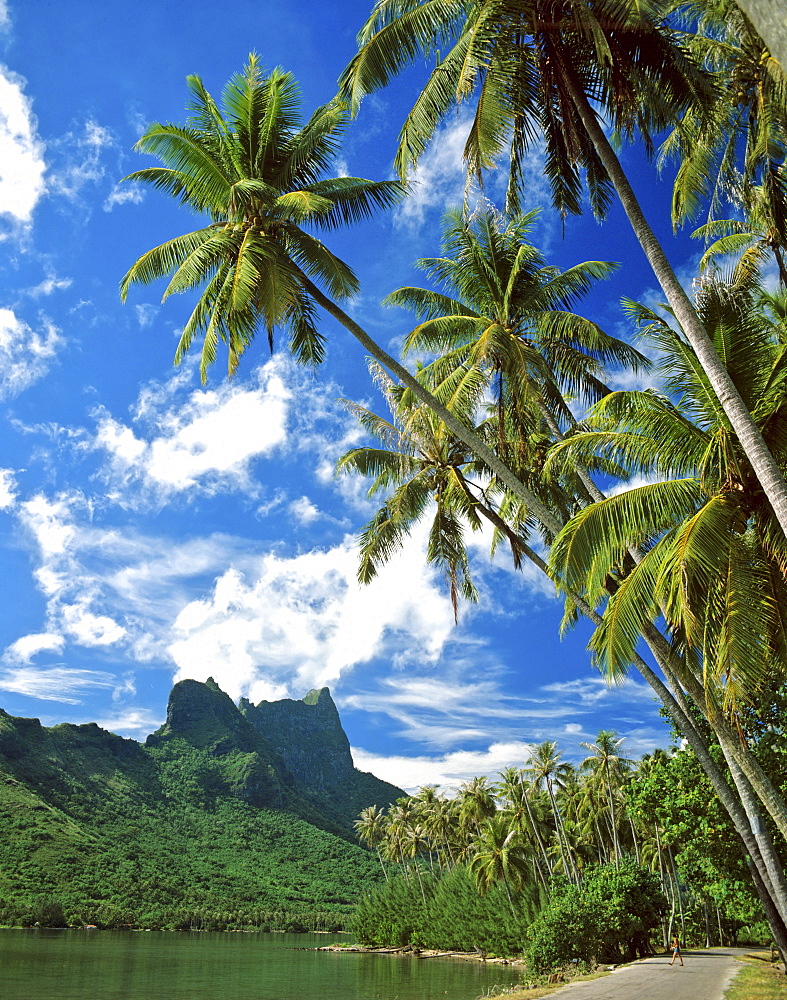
[0,930,524,1000]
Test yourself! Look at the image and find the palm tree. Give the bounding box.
[496,766,553,883]
[524,741,579,884]
[580,731,633,865]
[355,804,390,879]
[663,0,787,285]
[119,55,571,536]
[547,271,787,919]
[549,274,787,719]
[339,0,787,539]
[467,814,531,913]
[458,776,497,839]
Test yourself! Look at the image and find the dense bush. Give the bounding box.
[526,861,666,973]
[352,865,544,956]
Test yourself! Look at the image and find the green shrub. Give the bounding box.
[526,861,665,974]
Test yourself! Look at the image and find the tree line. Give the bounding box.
[353,730,774,962]
[118,0,787,967]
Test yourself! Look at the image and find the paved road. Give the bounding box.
[547,948,749,1000]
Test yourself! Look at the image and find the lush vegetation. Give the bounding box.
[0,682,397,930]
[352,730,781,966]
[113,0,787,972]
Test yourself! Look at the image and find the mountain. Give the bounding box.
[0,679,404,930]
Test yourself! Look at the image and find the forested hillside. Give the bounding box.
[0,679,402,929]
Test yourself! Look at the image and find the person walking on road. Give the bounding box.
[670,935,684,966]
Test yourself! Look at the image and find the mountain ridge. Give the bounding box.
[0,678,403,929]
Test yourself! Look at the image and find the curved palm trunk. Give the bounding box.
[518,542,787,936]
[293,266,565,536]
[311,280,787,942]
[561,64,787,541]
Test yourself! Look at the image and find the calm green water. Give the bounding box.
[0,930,524,1000]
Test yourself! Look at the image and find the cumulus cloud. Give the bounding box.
[169,527,456,702]
[0,66,46,227]
[289,495,322,524]
[0,468,17,509]
[0,309,62,398]
[94,360,292,501]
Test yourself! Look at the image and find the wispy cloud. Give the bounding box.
[0,309,62,398]
[47,119,117,201]
[104,181,145,211]
[0,665,117,704]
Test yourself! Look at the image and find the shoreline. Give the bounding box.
[318,943,524,964]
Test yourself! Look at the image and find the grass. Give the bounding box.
[724,953,786,1000]
[479,969,612,999]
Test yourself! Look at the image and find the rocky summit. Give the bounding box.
[0,679,404,929]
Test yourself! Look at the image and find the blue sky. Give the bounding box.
[0,0,701,792]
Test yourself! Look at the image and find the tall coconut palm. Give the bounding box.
[664,0,787,239]
[467,814,531,913]
[524,741,579,883]
[355,804,390,879]
[386,206,648,481]
[339,0,787,539]
[580,730,633,865]
[549,274,787,718]
[547,271,787,909]
[119,55,573,535]
[496,766,553,882]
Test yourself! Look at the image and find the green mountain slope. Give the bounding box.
[0,680,403,929]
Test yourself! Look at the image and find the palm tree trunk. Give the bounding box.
[560,63,787,541]
[546,780,579,885]
[655,823,669,950]
[292,266,565,536]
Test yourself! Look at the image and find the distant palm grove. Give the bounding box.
[108,0,787,975]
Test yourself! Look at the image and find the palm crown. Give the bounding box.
[120,54,402,380]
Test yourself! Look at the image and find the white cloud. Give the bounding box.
[352,740,537,794]
[0,468,17,509]
[104,181,145,211]
[0,309,62,398]
[0,66,46,227]
[60,602,127,646]
[0,3,10,31]
[94,359,292,500]
[289,495,321,524]
[394,109,551,234]
[541,676,656,705]
[134,303,158,328]
[395,110,474,230]
[26,270,73,297]
[3,632,65,664]
[92,706,164,738]
[48,119,116,200]
[0,665,116,704]
[169,527,456,702]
